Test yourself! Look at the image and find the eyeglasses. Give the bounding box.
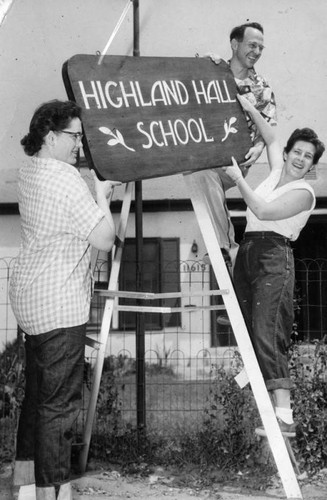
[247,42,265,52]
[61,130,84,142]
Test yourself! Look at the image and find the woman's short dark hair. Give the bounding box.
[230,22,264,42]
[284,128,325,165]
[21,100,82,156]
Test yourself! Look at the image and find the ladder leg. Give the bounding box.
[284,437,301,476]
[184,173,302,500]
[79,182,133,473]
[257,434,301,477]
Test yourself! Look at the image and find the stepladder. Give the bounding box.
[80,174,303,500]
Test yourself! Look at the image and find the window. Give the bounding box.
[119,238,181,330]
[209,266,236,348]
[88,258,111,332]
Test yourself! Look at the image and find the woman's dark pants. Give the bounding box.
[15,325,86,488]
[234,232,294,391]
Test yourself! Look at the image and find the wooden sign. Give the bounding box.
[62,55,252,182]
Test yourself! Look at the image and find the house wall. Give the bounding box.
[1,0,327,202]
[0,216,20,253]
[0,217,20,349]
[90,209,228,375]
[1,0,327,367]
[1,208,217,371]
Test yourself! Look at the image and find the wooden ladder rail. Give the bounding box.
[79,182,133,473]
[183,172,302,500]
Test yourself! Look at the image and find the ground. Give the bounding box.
[1,462,327,500]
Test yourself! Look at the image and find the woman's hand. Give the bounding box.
[91,170,121,201]
[240,142,265,167]
[222,157,243,182]
[203,52,224,65]
[196,52,224,65]
[237,93,255,113]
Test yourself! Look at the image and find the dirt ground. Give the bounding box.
[1,463,327,500]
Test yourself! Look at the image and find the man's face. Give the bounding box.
[232,27,265,70]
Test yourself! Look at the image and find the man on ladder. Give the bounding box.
[192,21,276,267]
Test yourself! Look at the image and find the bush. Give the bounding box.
[0,338,25,463]
[290,339,327,472]
[202,354,262,469]
[3,339,327,476]
[0,339,25,419]
[89,358,126,461]
[89,351,263,472]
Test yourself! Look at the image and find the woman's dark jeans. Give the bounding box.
[234,232,294,391]
[16,325,86,488]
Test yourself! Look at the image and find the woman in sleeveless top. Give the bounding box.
[223,94,325,437]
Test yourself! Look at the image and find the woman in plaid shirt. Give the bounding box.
[10,100,118,500]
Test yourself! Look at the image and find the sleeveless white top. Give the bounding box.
[246,168,315,241]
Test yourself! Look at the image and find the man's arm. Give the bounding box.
[237,94,281,171]
[239,76,277,167]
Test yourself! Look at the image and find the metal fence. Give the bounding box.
[1,256,327,461]
[294,258,327,341]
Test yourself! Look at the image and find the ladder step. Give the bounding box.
[85,336,101,349]
[94,289,229,299]
[116,304,226,313]
[284,437,301,476]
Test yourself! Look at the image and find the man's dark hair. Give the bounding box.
[21,100,82,156]
[230,22,264,42]
[284,128,325,165]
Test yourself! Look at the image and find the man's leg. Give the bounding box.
[190,168,239,262]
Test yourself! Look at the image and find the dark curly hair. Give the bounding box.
[284,128,325,165]
[230,22,264,42]
[21,100,82,156]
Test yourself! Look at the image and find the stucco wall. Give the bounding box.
[1,0,326,203]
[1,0,326,356]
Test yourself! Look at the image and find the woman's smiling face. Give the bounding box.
[284,140,316,179]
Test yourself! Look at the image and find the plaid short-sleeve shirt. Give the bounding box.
[234,68,277,143]
[9,157,105,335]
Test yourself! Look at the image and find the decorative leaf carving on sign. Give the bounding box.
[221,117,238,142]
[99,126,136,152]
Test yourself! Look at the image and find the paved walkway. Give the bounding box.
[2,466,327,500]
[70,470,327,500]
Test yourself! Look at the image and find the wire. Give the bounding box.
[98,0,133,65]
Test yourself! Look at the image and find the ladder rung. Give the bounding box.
[94,289,229,299]
[85,336,101,349]
[116,304,226,313]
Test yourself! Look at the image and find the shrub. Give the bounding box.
[0,338,25,463]
[89,350,263,471]
[89,358,126,461]
[3,339,327,477]
[202,354,262,469]
[289,339,327,473]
